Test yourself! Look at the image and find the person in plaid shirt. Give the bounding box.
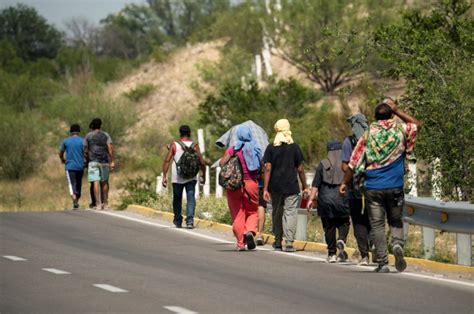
[340,98,422,273]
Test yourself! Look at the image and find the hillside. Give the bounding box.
[107,40,405,142]
[106,41,224,138]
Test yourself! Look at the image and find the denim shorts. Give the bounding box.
[88,162,109,182]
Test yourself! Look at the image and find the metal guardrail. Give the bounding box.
[403,196,474,234]
[403,196,473,266]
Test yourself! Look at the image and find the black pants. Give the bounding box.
[321,216,350,256]
[365,188,405,265]
[349,198,372,258]
[66,170,84,199]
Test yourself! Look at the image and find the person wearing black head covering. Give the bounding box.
[307,140,350,263]
[341,113,373,266]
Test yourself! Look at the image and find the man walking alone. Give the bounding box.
[59,124,84,210]
[340,98,422,273]
[84,118,115,210]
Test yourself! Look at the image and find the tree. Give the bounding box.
[0,4,63,61]
[100,4,161,59]
[147,0,230,40]
[373,0,474,200]
[198,78,351,164]
[265,0,403,94]
[64,17,101,53]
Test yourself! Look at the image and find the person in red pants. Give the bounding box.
[220,125,262,251]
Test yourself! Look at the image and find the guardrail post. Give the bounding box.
[422,227,435,259]
[195,179,200,199]
[295,173,314,241]
[422,159,441,259]
[456,233,472,266]
[215,167,223,198]
[295,208,307,241]
[405,162,418,239]
[203,166,210,196]
[156,175,162,194]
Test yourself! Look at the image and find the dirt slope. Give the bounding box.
[106,41,224,135]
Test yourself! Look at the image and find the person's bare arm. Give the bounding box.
[339,168,354,196]
[297,163,308,192]
[263,162,272,202]
[219,151,231,168]
[84,145,89,163]
[307,187,319,211]
[342,161,349,172]
[107,144,115,170]
[162,143,174,188]
[59,149,65,164]
[386,98,423,129]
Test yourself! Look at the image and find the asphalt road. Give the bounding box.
[1,211,473,314]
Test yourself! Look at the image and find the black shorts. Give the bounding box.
[258,187,267,209]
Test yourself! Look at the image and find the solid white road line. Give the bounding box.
[95,211,474,289]
[3,255,27,261]
[163,305,198,314]
[93,284,128,293]
[42,268,71,275]
[97,211,232,244]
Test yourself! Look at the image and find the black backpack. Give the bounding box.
[175,141,200,179]
[219,150,244,190]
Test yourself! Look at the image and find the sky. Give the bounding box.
[0,0,146,29]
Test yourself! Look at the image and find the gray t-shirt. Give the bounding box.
[84,130,112,163]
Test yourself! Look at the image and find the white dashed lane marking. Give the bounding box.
[3,255,27,261]
[93,284,128,293]
[164,306,198,314]
[42,268,71,274]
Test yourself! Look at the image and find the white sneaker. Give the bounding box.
[359,256,369,266]
[327,255,337,263]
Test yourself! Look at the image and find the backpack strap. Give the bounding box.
[173,141,194,164]
[177,141,195,152]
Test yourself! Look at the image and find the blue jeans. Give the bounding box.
[172,180,196,226]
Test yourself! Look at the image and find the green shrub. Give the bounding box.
[0,109,47,179]
[123,83,155,102]
[118,176,157,210]
[43,88,136,145]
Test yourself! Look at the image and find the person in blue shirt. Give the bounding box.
[59,124,85,209]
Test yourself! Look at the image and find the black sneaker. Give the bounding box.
[272,241,282,251]
[393,244,407,272]
[174,223,182,228]
[186,224,194,229]
[374,264,390,273]
[73,203,79,210]
[245,232,256,250]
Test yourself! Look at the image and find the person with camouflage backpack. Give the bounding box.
[163,125,206,229]
[219,125,262,251]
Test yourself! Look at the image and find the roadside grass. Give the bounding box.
[0,155,128,212]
